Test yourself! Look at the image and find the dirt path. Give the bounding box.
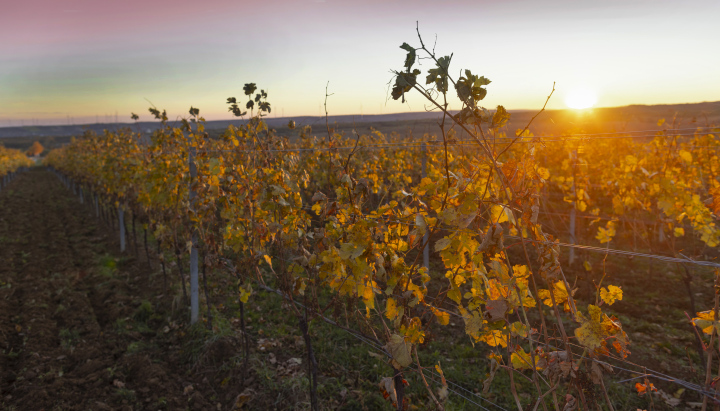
[0,168,221,410]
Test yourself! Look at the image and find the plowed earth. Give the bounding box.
[0,169,245,411]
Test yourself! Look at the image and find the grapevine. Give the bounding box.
[41,27,720,410]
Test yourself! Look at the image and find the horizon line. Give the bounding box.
[1,100,718,130]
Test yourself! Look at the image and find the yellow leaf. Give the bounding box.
[679,150,693,163]
[583,261,592,272]
[511,347,534,370]
[238,283,253,304]
[596,221,616,244]
[600,285,623,306]
[480,329,507,348]
[510,321,529,338]
[433,308,450,325]
[362,281,376,309]
[400,317,425,344]
[575,305,605,350]
[435,362,447,386]
[512,265,529,278]
[674,227,685,237]
[460,309,484,341]
[574,304,625,351]
[385,334,412,368]
[263,255,272,267]
[447,286,462,305]
[693,310,720,335]
[386,298,399,320]
[536,167,550,180]
[538,281,572,311]
[489,205,509,224]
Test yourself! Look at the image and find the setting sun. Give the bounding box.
[565,87,598,109]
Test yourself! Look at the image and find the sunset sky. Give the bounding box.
[1,0,718,126]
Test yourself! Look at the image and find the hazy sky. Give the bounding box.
[1,0,718,126]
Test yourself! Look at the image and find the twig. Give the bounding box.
[497,82,555,158]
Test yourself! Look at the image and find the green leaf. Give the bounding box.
[425,55,451,93]
[455,70,491,104]
[243,83,257,96]
[339,242,365,260]
[399,43,416,71]
[391,69,421,102]
[474,75,491,87]
[434,237,452,252]
[462,310,483,340]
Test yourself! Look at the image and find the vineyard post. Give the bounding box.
[421,142,430,271]
[119,204,126,252]
[569,149,577,265]
[79,186,84,204]
[658,222,666,244]
[189,143,200,324]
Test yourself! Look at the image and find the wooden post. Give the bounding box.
[569,149,577,265]
[94,192,100,218]
[421,142,430,272]
[189,143,199,324]
[119,204,126,253]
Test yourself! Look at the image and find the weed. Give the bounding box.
[98,254,118,277]
[155,397,168,409]
[133,300,154,322]
[115,387,136,402]
[59,328,79,351]
[106,365,117,378]
[126,341,145,354]
[53,304,66,315]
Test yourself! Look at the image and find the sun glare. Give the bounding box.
[565,87,597,109]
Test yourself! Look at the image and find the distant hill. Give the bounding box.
[0,111,454,140]
[1,101,717,152]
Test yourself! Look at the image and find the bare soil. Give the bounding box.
[0,169,246,410]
